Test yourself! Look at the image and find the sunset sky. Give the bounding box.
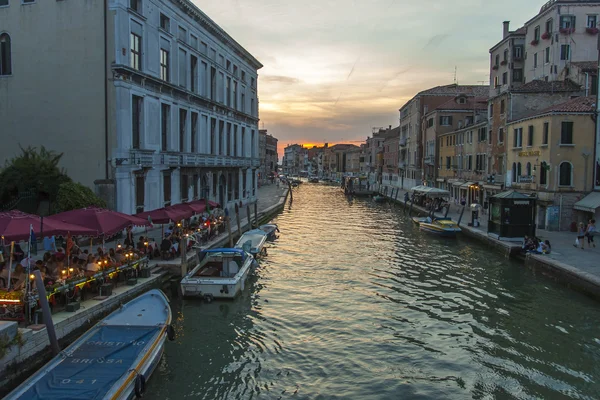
[193,0,543,158]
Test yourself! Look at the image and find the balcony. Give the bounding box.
[399,161,406,169]
[424,155,435,166]
[399,137,408,147]
[129,149,155,167]
[160,152,257,168]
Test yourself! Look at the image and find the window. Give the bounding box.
[210,118,216,154]
[160,48,169,81]
[190,55,198,92]
[180,174,188,202]
[490,103,494,116]
[514,46,523,60]
[498,128,504,144]
[251,98,255,116]
[210,67,216,100]
[130,32,142,70]
[251,77,255,88]
[219,121,225,155]
[560,45,570,61]
[191,112,198,153]
[135,174,145,214]
[534,53,538,68]
[160,13,170,32]
[190,35,198,49]
[559,162,572,186]
[161,104,170,151]
[178,48,187,87]
[502,72,507,85]
[200,41,207,55]
[163,171,172,206]
[0,33,11,76]
[495,54,500,67]
[534,26,540,41]
[130,0,141,13]
[560,15,576,29]
[561,121,573,144]
[241,70,246,82]
[179,109,187,152]
[233,81,238,109]
[446,157,451,170]
[527,126,534,146]
[542,122,549,145]
[546,19,553,34]
[526,162,532,176]
[132,95,143,149]
[513,68,523,82]
[500,99,505,114]
[478,127,487,142]
[178,26,187,43]
[226,77,231,107]
[439,116,453,126]
[227,123,232,156]
[512,162,517,183]
[588,15,597,28]
[233,125,238,156]
[517,162,522,177]
[241,87,246,112]
[513,128,523,148]
[427,118,434,128]
[0,0,7,5]
[503,49,508,62]
[540,161,548,185]
[545,47,550,64]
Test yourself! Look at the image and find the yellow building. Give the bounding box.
[506,96,596,231]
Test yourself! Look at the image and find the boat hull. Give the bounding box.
[419,223,461,237]
[5,289,172,400]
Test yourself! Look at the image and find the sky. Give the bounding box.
[192,0,542,157]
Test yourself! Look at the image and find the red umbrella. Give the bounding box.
[171,202,206,215]
[136,206,191,225]
[0,210,97,242]
[191,199,219,209]
[47,207,150,237]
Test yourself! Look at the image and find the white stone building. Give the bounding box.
[0,0,262,214]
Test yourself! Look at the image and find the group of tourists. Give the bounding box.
[574,219,597,250]
[522,236,552,255]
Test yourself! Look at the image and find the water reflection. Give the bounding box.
[147,184,600,399]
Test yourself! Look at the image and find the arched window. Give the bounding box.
[559,162,573,186]
[0,33,11,76]
[517,162,522,176]
[512,162,517,183]
[526,162,532,176]
[539,161,548,185]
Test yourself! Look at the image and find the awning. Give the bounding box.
[452,181,465,187]
[483,184,503,190]
[460,181,475,188]
[573,192,600,213]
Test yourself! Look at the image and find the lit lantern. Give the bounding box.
[30,274,35,280]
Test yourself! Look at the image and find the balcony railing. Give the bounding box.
[424,156,435,165]
[160,152,257,168]
[129,149,155,166]
[399,137,408,147]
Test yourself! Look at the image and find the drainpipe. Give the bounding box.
[104,0,109,180]
[585,73,589,97]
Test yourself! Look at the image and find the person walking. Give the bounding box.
[586,219,596,248]
[575,222,586,249]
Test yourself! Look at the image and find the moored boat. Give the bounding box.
[259,223,280,241]
[308,177,319,183]
[419,219,461,237]
[235,228,268,258]
[373,195,386,203]
[5,289,174,400]
[180,248,255,300]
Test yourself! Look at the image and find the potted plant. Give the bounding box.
[541,32,551,40]
[500,60,507,66]
[492,65,499,70]
[586,27,599,35]
[559,27,575,35]
[530,39,539,46]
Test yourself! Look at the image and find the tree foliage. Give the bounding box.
[0,146,72,212]
[55,182,106,213]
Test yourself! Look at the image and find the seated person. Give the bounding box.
[137,236,146,251]
[541,240,551,254]
[85,254,101,276]
[11,264,26,290]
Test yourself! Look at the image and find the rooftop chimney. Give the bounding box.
[503,21,510,39]
[389,125,392,130]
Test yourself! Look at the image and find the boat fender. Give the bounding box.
[222,285,229,294]
[134,374,146,398]
[204,294,214,303]
[167,325,176,342]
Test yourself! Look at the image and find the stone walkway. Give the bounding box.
[377,185,600,286]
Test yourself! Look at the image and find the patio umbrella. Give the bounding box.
[171,202,206,215]
[136,206,191,225]
[0,210,97,242]
[46,207,150,237]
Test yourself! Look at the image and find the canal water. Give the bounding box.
[147,184,600,399]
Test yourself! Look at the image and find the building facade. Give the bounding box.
[265,133,278,179]
[282,144,306,176]
[0,0,262,214]
[506,96,596,230]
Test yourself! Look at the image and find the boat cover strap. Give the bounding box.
[20,325,160,400]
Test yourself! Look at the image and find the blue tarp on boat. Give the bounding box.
[21,325,160,400]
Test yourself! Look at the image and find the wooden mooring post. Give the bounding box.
[235,203,242,238]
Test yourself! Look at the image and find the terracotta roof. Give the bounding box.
[430,96,488,112]
[417,84,489,98]
[570,61,597,73]
[511,96,596,122]
[511,79,581,93]
[513,26,526,35]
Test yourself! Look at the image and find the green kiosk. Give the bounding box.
[488,190,537,241]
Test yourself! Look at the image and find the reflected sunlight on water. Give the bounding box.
[147,184,600,400]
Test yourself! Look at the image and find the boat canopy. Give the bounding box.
[17,325,161,400]
[410,186,450,198]
[201,248,247,258]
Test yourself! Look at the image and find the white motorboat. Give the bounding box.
[180,248,255,301]
[235,228,268,258]
[259,223,280,241]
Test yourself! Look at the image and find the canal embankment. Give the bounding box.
[376,185,600,299]
[0,186,290,393]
